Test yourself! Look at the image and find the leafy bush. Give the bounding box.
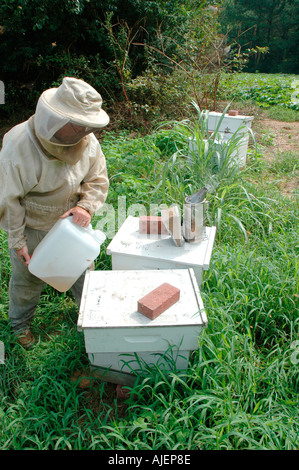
[219,73,299,110]
[0,0,205,116]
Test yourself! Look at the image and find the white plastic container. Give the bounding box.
[28,216,106,292]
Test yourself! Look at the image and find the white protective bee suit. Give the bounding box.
[0,77,110,333]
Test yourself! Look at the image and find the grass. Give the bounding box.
[268,151,298,177]
[0,73,299,450]
[263,105,299,122]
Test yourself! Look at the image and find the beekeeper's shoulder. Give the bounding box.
[1,121,37,165]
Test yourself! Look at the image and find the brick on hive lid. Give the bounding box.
[139,216,168,235]
[137,282,180,320]
[228,110,239,116]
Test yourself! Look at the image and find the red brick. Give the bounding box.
[137,283,180,320]
[139,216,168,235]
[228,109,239,116]
[116,384,131,398]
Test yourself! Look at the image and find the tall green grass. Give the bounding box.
[0,100,298,449]
[153,102,257,208]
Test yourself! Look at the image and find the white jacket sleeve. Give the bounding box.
[0,160,28,250]
[76,140,109,215]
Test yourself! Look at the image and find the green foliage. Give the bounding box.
[263,105,299,122]
[219,0,299,73]
[0,0,202,115]
[268,150,299,177]
[155,102,256,208]
[131,4,262,111]
[126,69,193,125]
[219,73,299,110]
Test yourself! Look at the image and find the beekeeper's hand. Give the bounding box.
[16,245,31,266]
[60,206,91,227]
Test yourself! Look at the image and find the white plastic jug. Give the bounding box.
[28,216,106,292]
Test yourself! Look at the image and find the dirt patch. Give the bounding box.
[256,117,299,160]
[253,117,299,197]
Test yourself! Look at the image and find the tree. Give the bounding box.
[0,0,194,113]
[219,0,299,73]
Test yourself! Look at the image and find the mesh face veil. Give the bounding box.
[50,123,95,145]
[34,95,70,142]
[34,97,96,146]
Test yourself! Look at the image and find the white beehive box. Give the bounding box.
[208,111,254,135]
[77,268,207,385]
[188,135,250,168]
[106,216,216,286]
[207,111,254,166]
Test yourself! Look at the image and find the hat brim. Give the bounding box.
[42,88,110,129]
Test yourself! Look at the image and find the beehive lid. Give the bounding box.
[208,111,254,135]
[77,268,207,330]
[107,216,216,270]
[208,111,254,122]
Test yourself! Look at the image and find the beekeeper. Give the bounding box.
[0,77,110,347]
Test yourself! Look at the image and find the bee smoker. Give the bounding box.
[183,187,208,243]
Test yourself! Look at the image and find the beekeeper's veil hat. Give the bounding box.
[34,77,110,142]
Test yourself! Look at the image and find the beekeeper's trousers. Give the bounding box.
[8,226,85,333]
